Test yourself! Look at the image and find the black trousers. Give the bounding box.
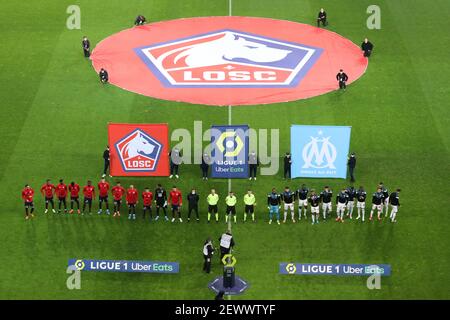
[249,165,257,178]
[188,205,199,219]
[339,80,347,89]
[170,163,179,175]
[201,166,208,178]
[83,49,90,57]
[103,160,109,175]
[317,17,327,27]
[203,255,212,273]
[349,166,355,181]
[284,166,291,179]
[364,50,372,57]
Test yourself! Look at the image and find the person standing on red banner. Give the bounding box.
[142,187,153,220]
[169,186,183,223]
[82,180,95,215]
[97,177,110,215]
[55,179,68,213]
[40,179,56,214]
[68,181,81,214]
[111,182,126,217]
[126,185,139,220]
[22,184,35,220]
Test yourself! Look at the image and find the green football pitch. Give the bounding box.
[0,0,449,299]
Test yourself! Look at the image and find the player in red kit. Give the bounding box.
[111,182,126,217]
[68,181,81,214]
[169,186,183,223]
[97,178,110,215]
[55,179,68,213]
[22,184,35,219]
[40,179,56,213]
[126,185,138,220]
[142,187,153,220]
[82,180,95,215]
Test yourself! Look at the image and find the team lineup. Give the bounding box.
[21,179,401,225]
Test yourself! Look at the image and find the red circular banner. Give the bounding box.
[91,16,368,106]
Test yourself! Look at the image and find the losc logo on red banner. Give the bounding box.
[108,124,169,176]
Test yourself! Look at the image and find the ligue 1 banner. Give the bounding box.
[279,263,391,277]
[291,125,351,179]
[108,123,169,176]
[69,259,179,274]
[211,125,249,178]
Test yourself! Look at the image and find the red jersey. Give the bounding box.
[40,183,55,198]
[55,183,68,198]
[22,187,34,202]
[142,191,153,206]
[126,188,139,204]
[111,185,126,201]
[98,181,110,197]
[69,184,80,197]
[169,190,182,206]
[83,185,95,198]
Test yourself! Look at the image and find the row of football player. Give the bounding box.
[21,179,400,224]
[266,184,401,225]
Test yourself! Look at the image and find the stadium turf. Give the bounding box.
[0,0,449,299]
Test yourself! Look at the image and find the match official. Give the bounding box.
[225,191,237,224]
[243,189,256,222]
[207,189,219,223]
[187,188,200,222]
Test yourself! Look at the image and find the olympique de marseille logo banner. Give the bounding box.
[108,123,169,176]
[291,125,351,179]
[211,125,249,179]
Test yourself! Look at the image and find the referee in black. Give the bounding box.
[102,146,110,177]
[82,36,90,58]
[336,69,348,90]
[203,237,214,273]
[187,188,200,222]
